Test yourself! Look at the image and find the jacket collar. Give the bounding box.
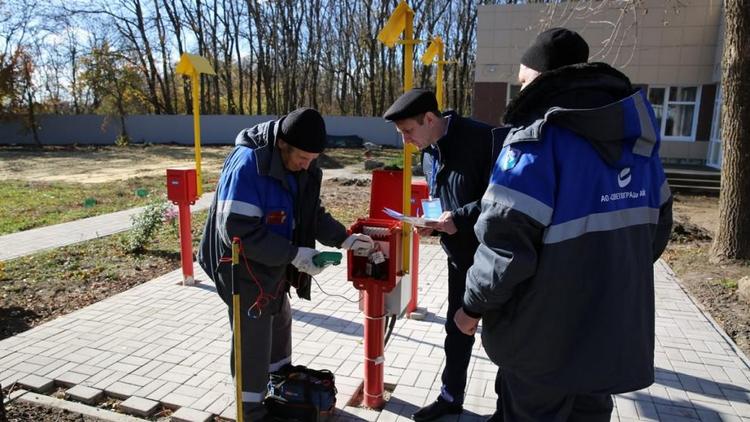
[503,62,633,127]
[236,118,313,191]
[434,110,459,154]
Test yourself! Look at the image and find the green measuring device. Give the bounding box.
[312,251,343,268]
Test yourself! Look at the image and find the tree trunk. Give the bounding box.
[26,89,41,147]
[230,0,244,114]
[711,0,750,261]
[163,0,189,113]
[1,384,6,421]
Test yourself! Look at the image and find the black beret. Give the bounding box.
[279,107,326,153]
[521,27,589,73]
[383,89,438,121]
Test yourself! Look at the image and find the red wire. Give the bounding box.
[235,242,287,317]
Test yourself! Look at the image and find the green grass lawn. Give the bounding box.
[0,173,219,236]
[0,146,404,236]
[322,146,403,167]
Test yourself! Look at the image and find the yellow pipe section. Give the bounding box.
[401,7,415,274]
[191,73,204,196]
[231,239,243,422]
[436,44,444,110]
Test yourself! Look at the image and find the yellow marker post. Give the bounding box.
[175,53,216,197]
[231,237,243,422]
[377,0,419,274]
[422,36,446,109]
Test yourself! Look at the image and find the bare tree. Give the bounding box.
[7,0,521,120]
[712,1,750,260]
[162,0,191,113]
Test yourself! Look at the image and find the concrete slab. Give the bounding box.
[55,371,89,387]
[65,384,104,405]
[16,374,54,393]
[119,396,160,418]
[170,407,213,422]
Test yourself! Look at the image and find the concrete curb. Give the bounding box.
[11,389,150,422]
[661,259,750,370]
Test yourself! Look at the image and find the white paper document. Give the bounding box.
[383,207,438,227]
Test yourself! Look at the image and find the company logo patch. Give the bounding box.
[501,148,521,171]
[618,167,632,188]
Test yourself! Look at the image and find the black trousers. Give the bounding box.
[440,259,476,404]
[217,270,292,408]
[496,369,613,422]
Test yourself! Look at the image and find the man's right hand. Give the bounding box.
[291,247,323,276]
[415,226,434,237]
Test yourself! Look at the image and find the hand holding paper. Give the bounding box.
[425,211,457,235]
[382,207,437,227]
[382,198,446,228]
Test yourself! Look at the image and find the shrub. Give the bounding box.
[121,199,170,253]
[115,134,131,147]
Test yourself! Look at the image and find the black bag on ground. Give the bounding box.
[264,364,337,422]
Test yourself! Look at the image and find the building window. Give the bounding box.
[506,84,521,105]
[710,87,722,143]
[707,86,723,168]
[647,86,701,141]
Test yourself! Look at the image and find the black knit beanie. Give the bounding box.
[279,107,327,153]
[521,28,589,72]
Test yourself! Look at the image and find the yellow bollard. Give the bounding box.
[378,0,418,274]
[231,237,244,422]
[175,53,216,197]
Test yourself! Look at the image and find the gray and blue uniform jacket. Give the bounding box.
[463,63,673,394]
[198,119,348,312]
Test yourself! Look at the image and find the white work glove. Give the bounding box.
[341,234,375,253]
[291,247,323,276]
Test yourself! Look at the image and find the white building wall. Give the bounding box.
[476,0,723,85]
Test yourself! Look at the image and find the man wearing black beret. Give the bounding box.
[384,90,506,421]
[455,27,673,421]
[198,107,375,420]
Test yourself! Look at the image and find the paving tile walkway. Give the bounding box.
[1,244,749,421]
[0,193,214,262]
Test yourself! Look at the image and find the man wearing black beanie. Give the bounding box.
[454,28,673,421]
[198,107,375,420]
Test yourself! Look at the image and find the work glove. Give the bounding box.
[291,247,323,276]
[341,233,375,253]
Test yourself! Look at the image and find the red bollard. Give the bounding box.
[177,201,194,284]
[348,218,402,410]
[363,284,385,408]
[166,168,199,285]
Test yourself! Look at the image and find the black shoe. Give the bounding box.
[486,411,504,422]
[243,403,271,421]
[412,397,463,422]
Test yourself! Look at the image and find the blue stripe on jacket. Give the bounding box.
[486,94,668,244]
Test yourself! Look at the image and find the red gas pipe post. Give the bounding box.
[166,168,198,285]
[177,201,194,284]
[363,283,385,408]
[348,218,401,409]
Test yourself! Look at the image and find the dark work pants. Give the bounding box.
[219,270,292,410]
[440,259,476,404]
[497,369,613,422]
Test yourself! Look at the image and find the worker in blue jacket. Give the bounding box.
[454,28,673,421]
[198,108,374,420]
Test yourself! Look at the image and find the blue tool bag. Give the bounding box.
[265,365,337,422]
